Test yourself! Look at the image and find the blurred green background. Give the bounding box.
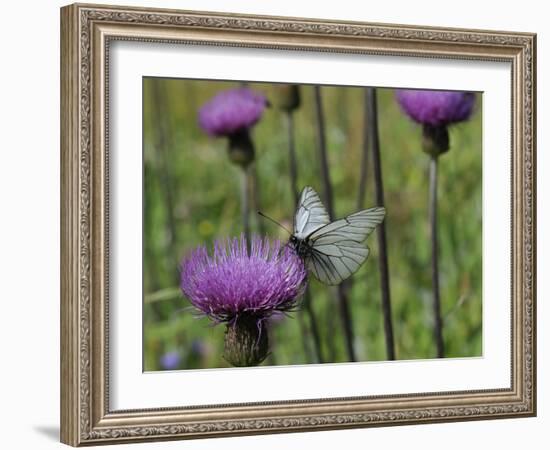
[143,78,482,371]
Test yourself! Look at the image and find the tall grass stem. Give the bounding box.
[366,87,396,361]
[150,80,179,283]
[240,166,251,249]
[313,87,334,215]
[286,112,299,203]
[285,110,325,363]
[313,85,356,362]
[357,90,370,210]
[249,163,266,235]
[429,156,445,358]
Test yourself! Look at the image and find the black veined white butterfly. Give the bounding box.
[259,186,386,285]
[291,186,385,285]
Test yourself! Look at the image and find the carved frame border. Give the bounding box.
[60,3,536,446]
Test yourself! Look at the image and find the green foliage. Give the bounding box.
[143,78,482,371]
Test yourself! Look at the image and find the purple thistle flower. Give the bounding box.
[180,235,307,367]
[180,235,307,324]
[159,351,181,370]
[395,89,475,127]
[198,88,268,137]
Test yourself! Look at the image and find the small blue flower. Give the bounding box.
[159,351,181,370]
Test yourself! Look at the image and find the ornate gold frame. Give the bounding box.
[60,2,536,446]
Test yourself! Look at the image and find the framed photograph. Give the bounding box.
[60,3,536,446]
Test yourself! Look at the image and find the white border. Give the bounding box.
[109,41,511,410]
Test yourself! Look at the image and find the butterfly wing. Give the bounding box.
[306,207,386,285]
[293,186,331,239]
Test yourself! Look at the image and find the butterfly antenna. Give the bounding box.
[257,211,292,235]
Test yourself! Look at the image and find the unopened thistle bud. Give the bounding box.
[272,84,301,112]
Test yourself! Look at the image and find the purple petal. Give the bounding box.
[198,88,268,137]
[396,89,475,127]
[180,235,307,323]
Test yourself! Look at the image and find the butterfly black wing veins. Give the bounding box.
[293,186,331,239]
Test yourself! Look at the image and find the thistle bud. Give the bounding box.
[227,129,255,168]
[395,89,475,158]
[422,124,449,158]
[198,87,267,167]
[272,84,301,112]
[223,315,268,367]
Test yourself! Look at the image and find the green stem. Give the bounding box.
[429,156,445,358]
[357,90,370,211]
[285,110,324,363]
[286,112,299,201]
[249,162,265,235]
[365,87,396,361]
[313,86,356,362]
[149,79,179,285]
[240,166,251,249]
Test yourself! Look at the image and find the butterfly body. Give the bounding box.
[290,186,386,285]
[289,234,313,259]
